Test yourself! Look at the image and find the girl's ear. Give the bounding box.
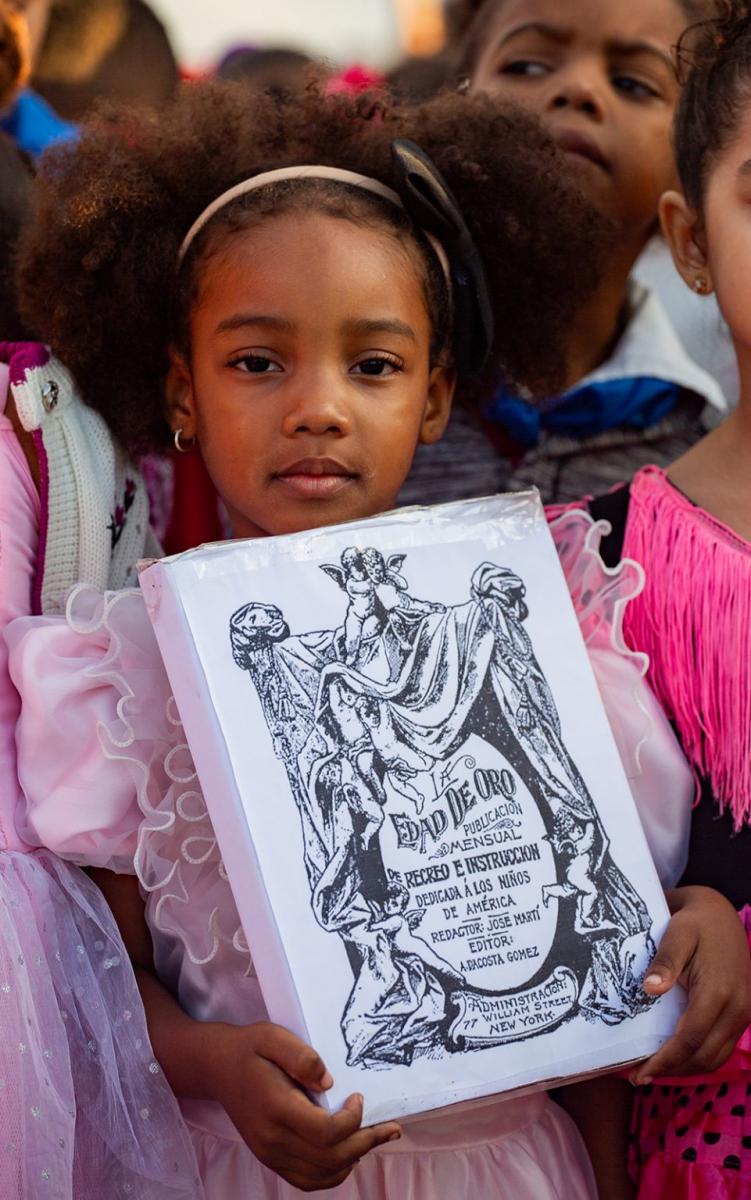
[659,190,713,296]
[419,365,456,445]
[164,347,196,438]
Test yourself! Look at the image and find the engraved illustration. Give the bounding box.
[229,548,655,1069]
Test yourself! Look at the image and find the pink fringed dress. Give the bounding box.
[594,464,751,1199]
[0,356,203,1198]
[5,493,695,1199]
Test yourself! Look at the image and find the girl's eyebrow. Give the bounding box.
[214,313,296,335]
[343,318,417,341]
[496,22,674,73]
[495,21,570,49]
[608,39,674,73]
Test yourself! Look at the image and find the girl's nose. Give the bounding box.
[549,67,606,121]
[281,377,353,437]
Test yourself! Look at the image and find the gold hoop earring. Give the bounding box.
[174,428,196,454]
[692,276,708,294]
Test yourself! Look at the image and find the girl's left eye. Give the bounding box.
[499,59,550,79]
[352,356,402,377]
[230,354,282,374]
[612,74,659,99]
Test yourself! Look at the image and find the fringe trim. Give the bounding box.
[624,466,751,830]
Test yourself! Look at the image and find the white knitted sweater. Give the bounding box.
[3,343,159,614]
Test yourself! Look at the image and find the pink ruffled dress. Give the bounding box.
[5,495,693,1199]
[0,360,203,1198]
[613,466,751,1200]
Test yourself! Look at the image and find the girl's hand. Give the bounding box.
[207,1020,401,1191]
[631,886,751,1084]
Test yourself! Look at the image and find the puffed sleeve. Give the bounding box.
[550,507,692,888]
[6,585,172,871]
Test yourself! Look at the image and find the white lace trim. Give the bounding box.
[549,507,651,775]
[65,583,252,971]
[64,508,652,970]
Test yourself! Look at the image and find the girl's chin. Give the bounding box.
[233,497,400,540]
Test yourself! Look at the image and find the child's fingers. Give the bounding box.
[276,1120,401,1177]
[632,996,737,1083]
[642,915,696,993]
[252,1022,333,1091]
[260,1144,354,1192]
[282,1086,401,1151]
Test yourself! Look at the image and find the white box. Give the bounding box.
[140,492,682,1124]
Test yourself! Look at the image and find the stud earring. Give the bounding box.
[174,428,196,454]
[692,276,708,294]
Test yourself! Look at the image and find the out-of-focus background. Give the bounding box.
[150,0,446,72]
[24,0,468,125]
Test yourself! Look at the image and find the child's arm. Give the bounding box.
[556,887,751,1200]
[633,885,751,1083]
[554,1076,636,1200]
[91,869,401,1192]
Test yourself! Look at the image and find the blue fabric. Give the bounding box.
[487,376,681,449]
[1,90,76,158]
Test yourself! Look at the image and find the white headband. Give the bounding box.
[177,164,451,285]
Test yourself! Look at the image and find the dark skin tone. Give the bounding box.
[470,6,733,1193]
[662,104,751,539]
[470,0,686,387]
[95,213,455,1192]
[18,209,750,1192]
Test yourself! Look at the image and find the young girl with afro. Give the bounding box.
[402,0,730,509]
[4,80,751,1198]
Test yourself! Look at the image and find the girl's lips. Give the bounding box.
[274,473,356,499]
[553,128,610,173]
[272,458,358,500]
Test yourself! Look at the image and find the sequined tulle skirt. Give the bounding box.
[0,848,202,1200]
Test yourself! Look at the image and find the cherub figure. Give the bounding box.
[541,809,619,936]
[367,882,465,989]
[321,547,442,667]
[321,547,382,666]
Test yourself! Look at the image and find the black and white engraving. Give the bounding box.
[229,548,655,1070]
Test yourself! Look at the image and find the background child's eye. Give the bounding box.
[353,356,401,377]
[499,60,550,79]
[612,75,657,99]
[232,355,282,374]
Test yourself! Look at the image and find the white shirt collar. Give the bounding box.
[570,281,727,414]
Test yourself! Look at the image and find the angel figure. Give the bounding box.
[541,810,619,936]
[366,882,465,990]
[321,547,443,669]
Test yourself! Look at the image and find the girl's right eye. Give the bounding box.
[229,354,283,374]
[499,59,550,79]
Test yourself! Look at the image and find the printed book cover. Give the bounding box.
[139,492,683,1123]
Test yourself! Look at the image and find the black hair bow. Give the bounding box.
[391,138,494,378]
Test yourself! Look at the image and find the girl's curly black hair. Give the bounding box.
[673,0,751,208]
[18,81,609,450]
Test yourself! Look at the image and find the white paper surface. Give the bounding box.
[142,492,683,1123]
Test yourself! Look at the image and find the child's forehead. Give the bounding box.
[193,211,431,331]
[481,0,689,49]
